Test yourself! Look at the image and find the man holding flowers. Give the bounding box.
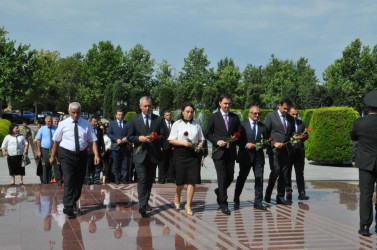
[206,94,241,215]
[234,106,268,210]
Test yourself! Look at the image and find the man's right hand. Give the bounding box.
[274,142,284,149]
[37,151,41,158]
[217,140,227,147]
[117,139,122,144]
[49,156,55,165]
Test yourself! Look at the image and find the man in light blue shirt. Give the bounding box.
[36,116,60,185]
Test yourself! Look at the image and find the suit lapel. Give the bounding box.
[150,114,156,133]
[139,114,149,135]
[216,112,228,134]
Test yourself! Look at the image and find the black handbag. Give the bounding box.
[22,153,31,167]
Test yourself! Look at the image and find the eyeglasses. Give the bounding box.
[250,112,260,115]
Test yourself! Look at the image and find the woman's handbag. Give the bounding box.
[22,154,31,167]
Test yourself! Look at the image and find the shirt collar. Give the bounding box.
[277,109,284,117]
[249,118,257,124]
[220,109,229,116]
[142,113,150,119]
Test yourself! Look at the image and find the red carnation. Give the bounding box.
[234,132,241,139]
[152,132,158,139]
[172,147,175,151]
[306,128,312,132]
[87,148,90,151]
[201,162,204,166]
[269,136,274,141]
[300,133,306,139]
[184,131,189,136]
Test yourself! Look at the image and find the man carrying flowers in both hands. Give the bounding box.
[234,106,268,210]
[206,94,241,215]
[127,96,166,218]
[285,107,310,203]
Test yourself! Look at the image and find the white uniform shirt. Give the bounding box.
[103,134,111,150]
[52,117,97,151]
[168,119,204,144]
[1,134,28,156]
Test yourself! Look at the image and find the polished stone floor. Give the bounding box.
[0,181,375,249]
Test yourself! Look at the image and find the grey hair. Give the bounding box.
[69,102,81,111]
[139,96,152,105]
[249,106,260,112]
[52,117,59,121]
[45,116,52,121]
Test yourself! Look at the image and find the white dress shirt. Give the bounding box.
[52,117,97,151]
[168,119,204,144]
[104,134,111,150]
[249,118,258,138]
[1,134,28,156]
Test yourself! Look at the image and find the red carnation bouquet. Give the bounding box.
[273,127,311,151]
[136,132,158,154]
[211,132,241,155]
[255,135,274,151]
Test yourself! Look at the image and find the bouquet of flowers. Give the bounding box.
[112,139,128,148]
[254,135,274,151]
[136,132,158,154]
[211,132,241,156]
[273,128,311,151]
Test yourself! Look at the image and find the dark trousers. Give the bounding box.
[359,167,377,228]
[235,157,264,203]
[112,147,129,182]
[135,155,157,208]
[265,148,291,200]
[59,147,88,208]
[104,150,114,182]
[41,148,61,183]
[85,153,102,183]
[285,149,306,200]
[158,149,174,182]
[214,152,235,207]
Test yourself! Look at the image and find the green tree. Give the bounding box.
[155,60,176,113]
[243,64,264,109]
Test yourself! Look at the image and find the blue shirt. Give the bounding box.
[35,125,57,149]
[53,117,97,151]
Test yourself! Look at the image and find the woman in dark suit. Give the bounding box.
[168,103,205,215]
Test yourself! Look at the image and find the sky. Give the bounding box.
[1,0,376,81]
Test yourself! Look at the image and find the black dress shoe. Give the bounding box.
[73,204,80,213]
[298,193,310,200]
[233,197,240,205]
[145,204,152,211]
[254,202,267,210]
[139,208,148,218]
[63,207,74,217]
[359,225,371,236]
[115,180,120,185]
[221,207,231,215]
[276,197,290,205]
[215,189,220,206]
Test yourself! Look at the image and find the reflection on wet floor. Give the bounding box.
[0,181,375,249]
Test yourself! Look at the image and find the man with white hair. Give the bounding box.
[49,102,100,217]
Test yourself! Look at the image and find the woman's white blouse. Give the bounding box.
[1,134,28,156]
[168,120,205,144]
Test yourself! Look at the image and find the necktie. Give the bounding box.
[224,113,229,131]
[49,127,53,148]
[119,121,122,129]
[281,115,287,132]
[145,116,150,130]
[252,121,257,140]
[74,121,79,153]
[168,122,171,131]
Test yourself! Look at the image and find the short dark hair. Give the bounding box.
[89,116,99,122]
[163,110,171,115]
[180,102,196,121]
[115,110,123,114]
[279,99,292,107]
[22,119,28,124]
[219,94,232,102]
[9,124,18,135]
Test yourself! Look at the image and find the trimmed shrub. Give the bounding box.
[194,109,210,131]
[0,123,9,147]
[306,107,359,164]
[0,119,11,127]
[124,112,137,122]
[230,109,243,121]
[302,109,315,129]
[242,109,249,121]
[171,110,181,122]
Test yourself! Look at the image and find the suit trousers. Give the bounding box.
[135,155,157,208]
[59,147,87,208]
[266,147,290,199]
[359,167,377,228]
[85,153,102,183]
[285,149,306,199]
[41,148,61,183]
[214,151,235,207]
[235,157,264,203]
[112,146,129,182]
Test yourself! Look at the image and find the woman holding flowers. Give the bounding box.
[168,102,205,215]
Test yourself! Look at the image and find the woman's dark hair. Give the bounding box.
[9,124,18,135]
[180,102,196,121]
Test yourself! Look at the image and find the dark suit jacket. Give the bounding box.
[127,113,166,164]
[206,111,241,160]
[293,119,309,151]
[107,120,129,151]
[162,120,174,151]
[350,114,377,171]
[237,119,267,165]
[264,111,295,147]
[87,127,105,154]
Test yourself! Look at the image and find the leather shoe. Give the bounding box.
[276,197,291,205]
[139,208,148,218]
[233,197,240,205]
[215,189,220,206]
[359,225,371,237]
[73,204,80,213]
[221,206,231,215]
[145,204,152,211]
[298,193,310,200]
[254,202,267,210]
[115,180,120,185]
[63,207,74,217]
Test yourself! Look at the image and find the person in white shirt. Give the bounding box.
[168,102,204,216]
[2,124,28,185]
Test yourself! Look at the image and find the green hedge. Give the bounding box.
[306,107,359,164]
[124,111,137,122]
[194,109,210,131]
[0,123,9,147]
[0,119,11,127]
[302,109,315,129]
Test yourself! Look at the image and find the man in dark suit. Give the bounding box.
[127,96,166,217]
[285,107,309,202]
[158,110,175,184]
[264,99,296,205]
[84,116,105,185]
[235,106,267,210]
[206,94,241,215]
[351,90,377,237]
[107,110,130,184]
